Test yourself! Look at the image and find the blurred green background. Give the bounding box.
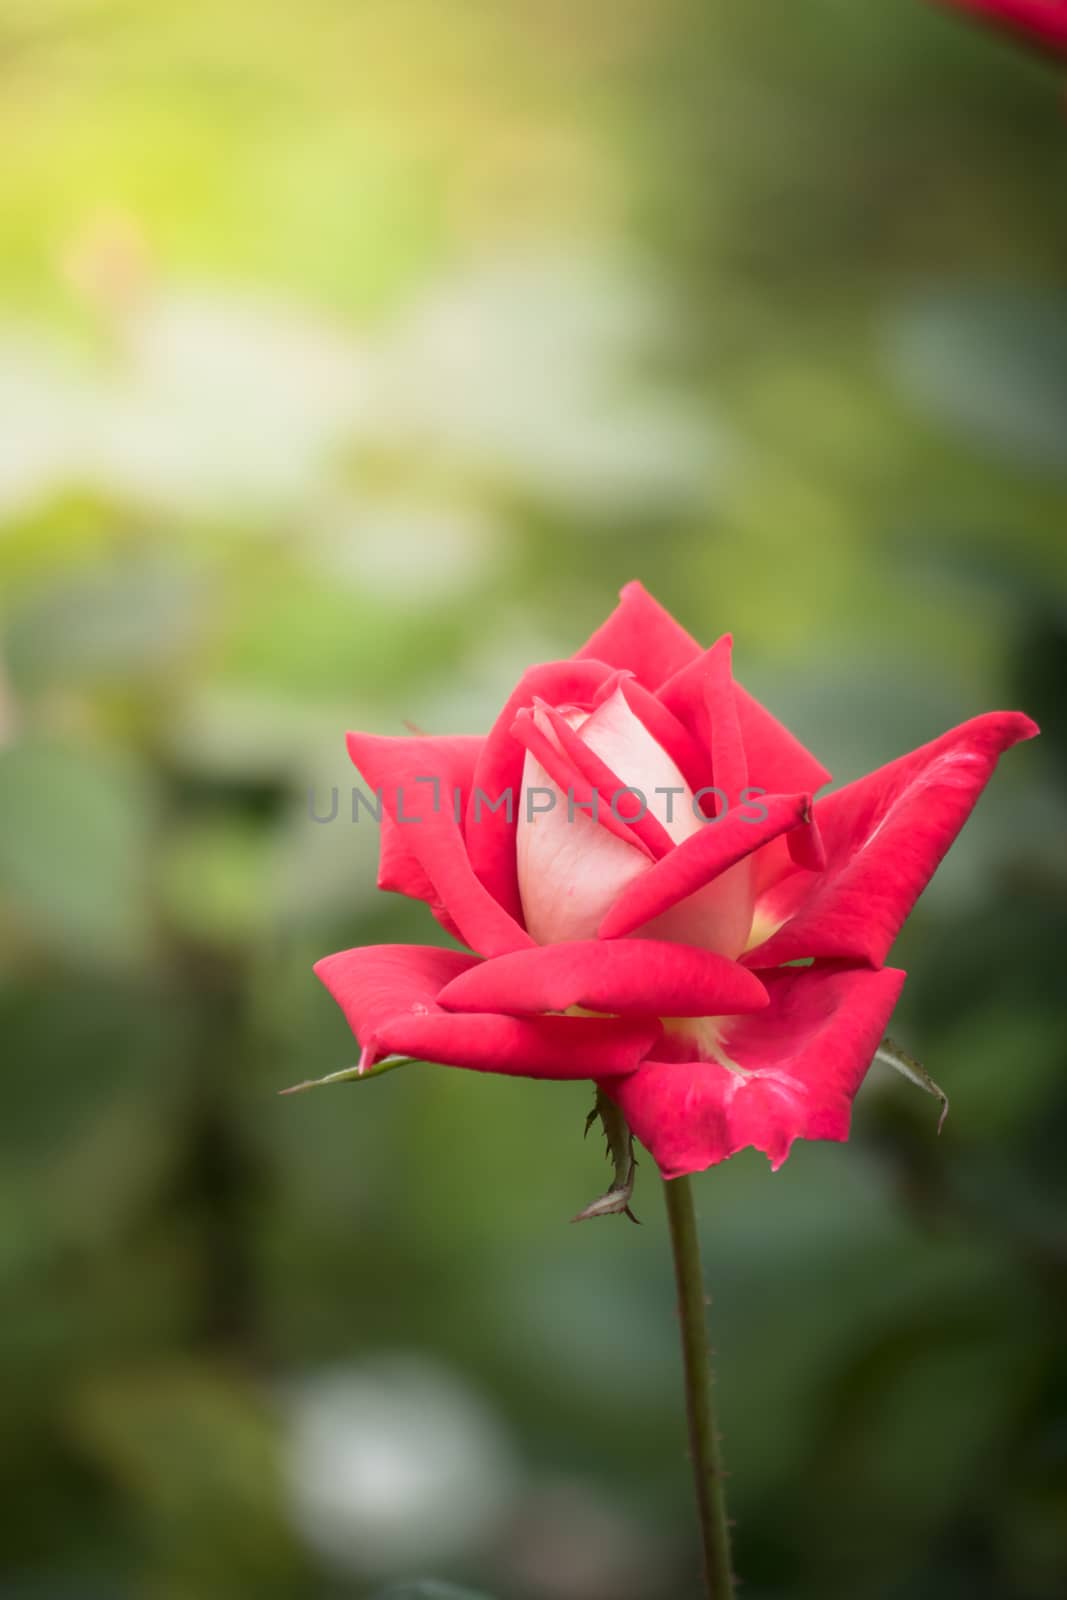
[1,2,1065,1597]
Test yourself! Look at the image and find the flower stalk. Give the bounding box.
[663,1173,736,1600]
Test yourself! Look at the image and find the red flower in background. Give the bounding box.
[935,0,1067,58]
[315,584,1036,1178]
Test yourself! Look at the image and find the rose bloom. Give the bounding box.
[315,584,1036,1178]
[935,0,1067,57]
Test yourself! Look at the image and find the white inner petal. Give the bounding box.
[514,689,757,954]
[575,687,704,844]
[516,746,647,944]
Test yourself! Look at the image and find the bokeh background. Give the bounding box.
[1,2,1065,1597]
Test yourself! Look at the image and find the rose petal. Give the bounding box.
[936,0,1067,56]
[734,682,832,796]
[575,580,702,689]
[575,686,704,848]
[746,711,1039,969]
[516,745,649,944]
[705,634,748,814]
[315,944,660,1078]
[466,659,614,923]
[659,650,832,797]
[378,817,465,943]
[347,731,533,957]
[370,734,482,942]
[596,672,712,794]
[606,963,906,1177]
[437,938,769,1018]
[511,702,661,858]
[598,792,811,947]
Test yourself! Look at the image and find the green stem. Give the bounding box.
[663,1173,736,1599]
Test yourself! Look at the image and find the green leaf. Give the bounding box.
[278,1054,421,1095]
[874,1035,950,1134]
[572,1087,639,1223]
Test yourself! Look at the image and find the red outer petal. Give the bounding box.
[466,659,614,923]
[598,792,811,941]
[437,938,769,1018]
[746,711,1039,969]
[373,733,479,895]
[315,944,660,1079]
[377,813,437,900]
[935,0,1067,57]
[597,672,712,795]
[574,580,702,689]
[706,634,748,814]
[659,651,832,797]
[347,731,533,958]
[735,682,833,795]
[371,734,482,943]
[377,818,464,942]
[787,810,826,872]
[606,963,906,1178]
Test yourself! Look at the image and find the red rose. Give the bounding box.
[315,583,1036,1178]
[935,0,1067,58]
